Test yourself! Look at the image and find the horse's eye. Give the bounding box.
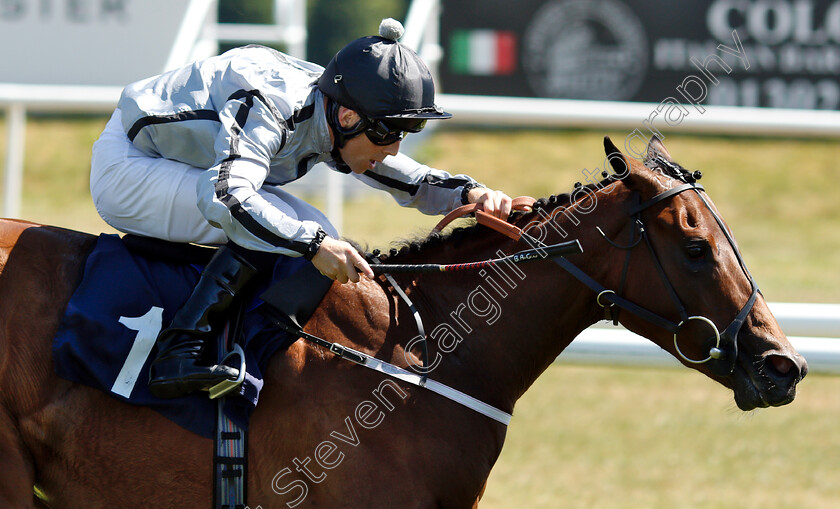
[686,245,705,260]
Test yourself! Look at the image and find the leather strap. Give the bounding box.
[371,257,430,384]
[259,308,511,426]
[433,196,537,241]
[630,184,704,215]
[213,322,248,509]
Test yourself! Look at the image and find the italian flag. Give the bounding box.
[449,29,517,75]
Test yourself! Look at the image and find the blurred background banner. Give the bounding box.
[0,0,215,87]
[439,0,840,110]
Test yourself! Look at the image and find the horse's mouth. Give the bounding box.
[732,366,771,410]
[731,349,806,411]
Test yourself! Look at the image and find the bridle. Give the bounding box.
[549,161,759,376]
[429,163,759,376]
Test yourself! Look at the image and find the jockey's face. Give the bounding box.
[335,107,401,174]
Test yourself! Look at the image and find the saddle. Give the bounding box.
[53,233,332,438]
[126,235,336,508]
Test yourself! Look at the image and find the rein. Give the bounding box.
[369,242,582,274]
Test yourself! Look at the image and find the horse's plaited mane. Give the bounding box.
[646,155,702,184]
[367,175,620,263]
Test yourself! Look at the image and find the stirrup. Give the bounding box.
[208,344,247,400]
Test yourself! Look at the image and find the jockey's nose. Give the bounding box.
[383,139,401,156]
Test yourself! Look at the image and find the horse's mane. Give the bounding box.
[365,153,701,263]
[367,177,610,263]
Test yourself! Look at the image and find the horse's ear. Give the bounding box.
[608,135,669,198]
[644,135,673,164]
[604,136,629,178]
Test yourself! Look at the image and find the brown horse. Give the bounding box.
[0,137,806,508]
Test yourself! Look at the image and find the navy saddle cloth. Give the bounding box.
[54,234,314,438]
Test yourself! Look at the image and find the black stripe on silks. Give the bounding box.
[220,193,310,255]
[214,152,240,196]
[363,170,420,196]
[289,103,315,129]
[228,89,290,152]
[215,93,309,254]
[233,93,254,134]
[126,109,219,141]
[424,175,472,190]
[215,104,245,197]
[296,153,319,179]
[228,89,285,129]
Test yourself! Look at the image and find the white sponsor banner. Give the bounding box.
[0,0,212,86]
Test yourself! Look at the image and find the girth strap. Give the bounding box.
[214,402,247,509]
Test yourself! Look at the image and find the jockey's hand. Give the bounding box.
[468,187,513,220]
[311,236,374,284]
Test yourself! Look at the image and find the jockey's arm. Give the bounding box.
[198,97,328,258]
[200,96,374,283]
[350,152,512,219]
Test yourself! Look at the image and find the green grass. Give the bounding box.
[0,114,113,232]
[1,116,838,506]
[481,364,840,509]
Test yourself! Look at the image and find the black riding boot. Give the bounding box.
[148,246,258,399]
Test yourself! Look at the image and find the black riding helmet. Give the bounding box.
[318,18,451,148]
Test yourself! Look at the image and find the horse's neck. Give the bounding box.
[389,190,627,413]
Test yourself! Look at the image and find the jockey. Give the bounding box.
[89,19,512,399]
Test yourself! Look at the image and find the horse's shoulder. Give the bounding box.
[263,277,425,392]
[310,279,395,345]
[262,279,402,379]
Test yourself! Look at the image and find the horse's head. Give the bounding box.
[594,136,806,410]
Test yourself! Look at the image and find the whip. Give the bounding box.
[369,239,582,274]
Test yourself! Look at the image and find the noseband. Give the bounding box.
[549,172,759,376]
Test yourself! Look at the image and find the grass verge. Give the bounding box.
[481,363,840,509]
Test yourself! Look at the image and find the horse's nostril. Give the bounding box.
[766,354,798,378]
